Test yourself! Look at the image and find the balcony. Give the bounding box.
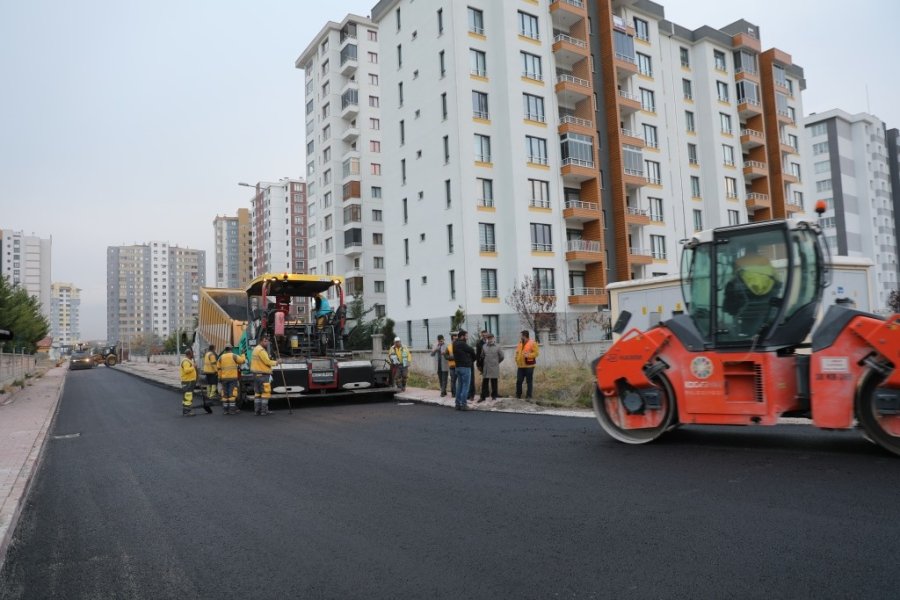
[628,247,654,265]
[558,115,593,135]
[732,32,761,53]
[549,0,585,30]
[339,54,358,77]
[341,100,359,121]
[561,157,596,182]
[617,89,642,114]
[563,199,600,223]
[343,241,364,256]
[615,53,639,78]
[782,172,800,184]
[565,239,603,264]
[745,192,771,212]
[740,128,764,149]
[623,168,647,188]
[734,66,760,83]
[341,126,359,144]
[737,97,762,118]
[620,128,645,148]
[743,160,767,180]
[555,73,591,102]
[568,287,608,306]
[552,33,588,69]
[342,180,361,202]
[785,201,804,214]
[624,206,650,226]
[780,139,798,155]
[776,108,794,124]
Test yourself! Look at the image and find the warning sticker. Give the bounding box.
[820,357,849,373]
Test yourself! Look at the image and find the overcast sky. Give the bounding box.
[1,0,896,340]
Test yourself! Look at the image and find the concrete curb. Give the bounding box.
[0,369,67,572]
[107,364,181,392]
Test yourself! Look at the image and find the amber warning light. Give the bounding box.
[814,199,827,215]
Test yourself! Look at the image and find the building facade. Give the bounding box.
[245,179,307,279]
[367,0,807,345]
[106,242,206,345]
[0,229,52,319]
[213,208,252,288]
[803,109,898,309]
[296,15,388,316]
[50,282,80,347]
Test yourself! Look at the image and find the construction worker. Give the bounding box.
[514,330,540,400]
[217,343,246,415]
[443,332,458,397]
[180,348,198,417]
[251,336,278,415]
[202,344,219,400]
[388,337,412,392]
[313,293,333,329]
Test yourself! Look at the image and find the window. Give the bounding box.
[367,30,377,42]
[449,270,456,300]
[687,143,698,165]
[680,46,690,68]
[472,91,489,119]
[716,81,729,102]
[645,160,661,184]
[405,280,411,305]
[403,238,409,264]
[725,176,738,198]
[623,144,643,176]
[481,269,498,298]
[470,49,487,77]
[401,158,406,184]
[736,80,759,105]
[447,224,454,253]
[690,175,701,198]
[373,233,383,245]
[814,160,830,174]
[437,8,444,34]
[722,144,735,166]
[685,110,695,132]
[468,7,484,34]
[439,50,445,77]
[474,134,491,162]
[368,51,378,63]
[443,135,450,163]
[793,190,804,208]
[321,103,330,119]
[370,117,380,130]
[693,209,703,232]
[369,140,381,153]
[530,223,552,252]
[321,124,331,140]
[369,95,380,108]
[634,17,649,41]
[728,210,740,225]
[532,268,555,295]
[637,52,652,77]
[398,82,403,105]
[521,52,542,80]
[369,73,379,86]
[402,198,408,224]
[560,132,593,166]
[650,234,667,259]
[371,186,382,199]
[714,49,727,71]
[643,124,658,148]
[649,197,663,221]
[788,134,799,150]
[529,179,550,208]
[518,11,539,39]
[790,162,801,179]
[720,112,732,134]
[523,93,545,122]
[371,163,381,175]
[478,178,494,207]
[445,179,452,207]
[810,123,827,137]
[640,88,655,112]
[526,135,548,165]
[682,78,692,100]
[479,223,496,252]
[397,44,403,69]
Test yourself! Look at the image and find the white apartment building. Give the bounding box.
[804,109,898,309]
[50,282,80,346]
[0,229,52,319]
[245,178,307,278]
[214,208,252,288]
[296,15,387,316]
[106,242,206,344]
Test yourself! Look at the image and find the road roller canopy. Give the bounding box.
[245,273,344,298]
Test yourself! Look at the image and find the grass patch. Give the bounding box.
[409,365,596,409]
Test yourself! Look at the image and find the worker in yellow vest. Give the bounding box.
[251,336,278,415]
[443,332,458,397]
[180,348,198,417]
[217,343,246,415]
[202,344,219,400]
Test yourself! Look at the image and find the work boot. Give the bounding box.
[183,408,195,417]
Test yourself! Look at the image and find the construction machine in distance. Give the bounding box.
[196,273,392,407]
[593,206,900,456]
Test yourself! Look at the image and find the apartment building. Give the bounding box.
[803,109,898,309]
[50,282,80,347]
[106,242,206,344]
[888,128,900,268]
[0,229,52,319]
[296,15,388,316]
[244,178,307,279]
[213,208,252,288]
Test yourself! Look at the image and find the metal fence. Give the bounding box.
[0,351,38,389]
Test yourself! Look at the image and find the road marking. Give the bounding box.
[52,433,81,440]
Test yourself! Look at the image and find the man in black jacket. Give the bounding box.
[452,329,477,411]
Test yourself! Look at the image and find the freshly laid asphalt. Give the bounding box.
[2,366,900,599]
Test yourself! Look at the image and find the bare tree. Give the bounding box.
[505,276,557,342]
[889,289,900,314]
[573,310,612,342]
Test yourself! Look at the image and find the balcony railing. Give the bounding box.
[564,199,598,211]
[615,52,636,64]
[626,206,648,217]
[528,155,550,165]
[561,157,594,168]
[478,197,494,208]
[526,112,547,123]
[741,128,764,139]
[567,239,601,253]
[569,287,605,297]
[738,97,760,106]
[618,89,640,102]
[553,33,586,48]
[480,243,496,252]
[531,243,553,252]
[556,0,584,8]
[473,110,490,120]
[482,289,498,298]
[747,192,769,202]
[621,128,643,140]
[530,198,552,208]
[744,160,766,169]
[559,115,592,128]
[629,247,653,257]
[624,168,644,177]
[557,74,590,87]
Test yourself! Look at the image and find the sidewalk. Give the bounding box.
[0,367,66,569]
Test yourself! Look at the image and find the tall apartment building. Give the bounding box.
[887,128,900,270]
[369,0,807,344]
[0,229,52,319]
[245,179,307,279]
[213,208,252,288]
[296,15,388,316]
[803,109,898,309]
[50,282,80,346]
[106,242,206,344]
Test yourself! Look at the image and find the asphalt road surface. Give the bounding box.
[2,368,900,599]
